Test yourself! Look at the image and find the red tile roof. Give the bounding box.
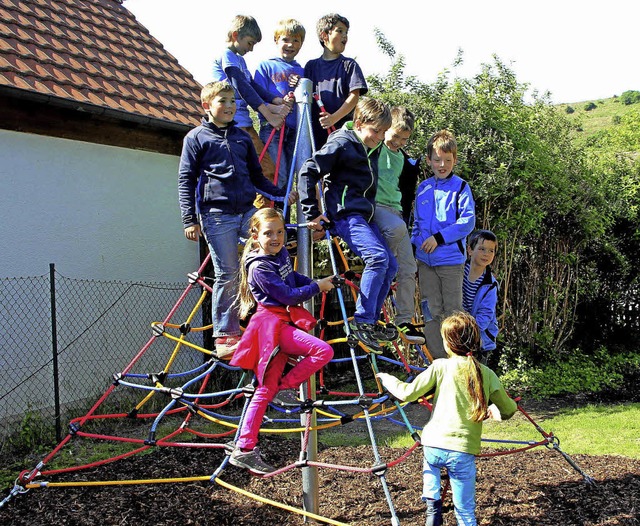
[0,0,202,129]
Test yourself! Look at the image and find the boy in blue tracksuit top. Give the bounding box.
[178,81,293,359]
[298,97,396,354]
[463,230,499,364]
[412,130,475,359]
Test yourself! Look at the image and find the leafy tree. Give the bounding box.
[366,36,620,367]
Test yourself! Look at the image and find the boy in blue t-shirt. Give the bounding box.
[303,13,368,150]
[254,19,305,190]
[212,15,290,207]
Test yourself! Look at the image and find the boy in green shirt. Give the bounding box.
[373,107,424,344]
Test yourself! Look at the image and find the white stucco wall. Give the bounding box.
[0,129,200,281]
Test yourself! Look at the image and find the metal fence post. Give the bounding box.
[49,263,62,442]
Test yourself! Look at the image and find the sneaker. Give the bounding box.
[397,322,426,345]
[229,447,276,475]
[215,335,240,360]
[348,321,383,354]
[374,322,399,342]
[273,388,301,407]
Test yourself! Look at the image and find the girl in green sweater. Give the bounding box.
[377,311,517,526]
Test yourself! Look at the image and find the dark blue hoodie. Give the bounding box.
[178,117,286,228]
[298,123,382,223]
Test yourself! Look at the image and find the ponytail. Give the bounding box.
[440,311,488,422]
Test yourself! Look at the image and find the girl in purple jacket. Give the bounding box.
[228,208,335,474]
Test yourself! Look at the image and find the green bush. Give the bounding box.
[584,101,597,111]
[500,348,640,400]
[620,90,640,105]
[565,105,575,114]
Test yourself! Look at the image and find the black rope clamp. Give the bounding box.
[357,395,373,408]
[411,431,422,444]
[179,323,191,335]
[151,323,165,337]
[242,384,255,397]
[168,387,184,400]
[187,272,200,284]
[295,451,309,468]
[144,433,157,446]
[68,422,81,435]
[301,399,314,413]
[371,463,388,477]
[340,415,354,425]
[150,372,167,384]
[112,373,122,385]
[544,434,561,449]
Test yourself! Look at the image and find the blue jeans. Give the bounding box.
[200,208,255,337]
[422,446,477,526]
[259,124,297,191]
[333,215,398,324]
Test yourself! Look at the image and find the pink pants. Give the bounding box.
[236,325,333,450]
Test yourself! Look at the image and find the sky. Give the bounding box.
[125,0,639,105]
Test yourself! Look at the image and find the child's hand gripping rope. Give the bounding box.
[313,93,336,134]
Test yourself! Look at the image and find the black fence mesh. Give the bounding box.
[0,268,206,448]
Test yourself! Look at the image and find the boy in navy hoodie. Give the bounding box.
[298,97,396,354]
[178,81,295,359]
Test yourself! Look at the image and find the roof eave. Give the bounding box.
[0,85,192,134]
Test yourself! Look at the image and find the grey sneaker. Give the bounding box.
[229,447,276,475]
[273,388,301,407]
[397,322,426,345]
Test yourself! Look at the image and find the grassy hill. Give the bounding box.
[556,93,639,140]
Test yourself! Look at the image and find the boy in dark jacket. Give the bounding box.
[298,97,396,353]
[178,81,295,359]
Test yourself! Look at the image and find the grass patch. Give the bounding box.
[482,402,640,458]
[556,96,638,140]
[380,403,640,459]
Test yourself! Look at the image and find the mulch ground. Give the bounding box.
[1,433,638,525]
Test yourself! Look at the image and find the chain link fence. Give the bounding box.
[0,265,206,450]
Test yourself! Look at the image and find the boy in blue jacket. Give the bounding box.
[178,81,294,359]
[463,230,499,364]
[298,97,396,354]
[412,130,475,358]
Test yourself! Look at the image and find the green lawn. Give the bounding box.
[381,403,640,459]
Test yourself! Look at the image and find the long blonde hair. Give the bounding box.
[237,208,286,319]
[440,311,488,422]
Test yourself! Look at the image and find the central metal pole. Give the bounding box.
[293,78,319,520]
